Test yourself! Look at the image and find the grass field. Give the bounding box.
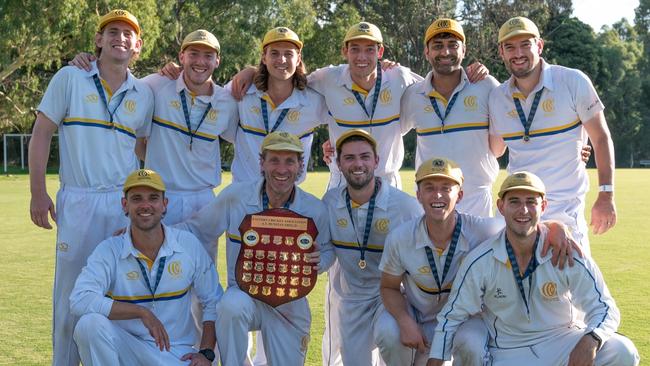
[0,169,648,365]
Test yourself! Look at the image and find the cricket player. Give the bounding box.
[427,171,639,366]
[176,131,334,366]
[28,9,154,366]
[70,169,221,366]
[322,129,423,365]
[378,158,578,365]
[400,18,500,217]
[488,17,617,253]
[69,29,239,226]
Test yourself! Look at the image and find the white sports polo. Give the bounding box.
[230,83,328,183]
[308,65,422,186]
[489,59,605,201]
[69,225,222,348]
[142,73,238,191]
[380,213,501,323]
[323,179,423,301]
[430,228,620,361]
[37,61,153,189]
[401,70,499,216]
[177,178,334,286]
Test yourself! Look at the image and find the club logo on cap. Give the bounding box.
[509,18,524,28]
[359,23,370,31]
[432,159,445,168]
[437,20,450,29]
[279,131,290,138]
[514,172,527,179]
[138,170,151,177]
[278,27,288,33]
[115,10,127,16]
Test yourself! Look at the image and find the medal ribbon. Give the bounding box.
[505,232,540,319]
[513,89,544,141]
[423,212,462,297]
[135,256,167,300]
[428,91,460,132]
[260,98,289,134]
[262,183,293,210]
[92,75,127,126]
[351,63,382,123]
[180,90,212,149]
[345,179,381,266]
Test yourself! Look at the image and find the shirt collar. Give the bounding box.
[249,84,307,110]
[334,177,388,210]
[414,212,469,253]
[418,69,469,97]
[88,60,140,93]
[492,228,551,265]
[505,58,554,98]
[175,71,215,104]
[337,64,388,90]
[245,178,303,209]
[119,224,183,260]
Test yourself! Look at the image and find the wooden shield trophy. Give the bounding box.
[236,208,319,307]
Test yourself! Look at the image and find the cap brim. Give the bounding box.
[498,30,538,43]
[182,41,220,53]
[262,39,303,50]
[498,186,545,198]
[335,131,377,150]
[426,30,465,44]
[344,35,382,44]
[416,173,462,186]
[99,18,140,36]
[123,182,165,192]
[263,143,303,153]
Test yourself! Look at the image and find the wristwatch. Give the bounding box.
[587,331,602,349]
[198,348,216,362]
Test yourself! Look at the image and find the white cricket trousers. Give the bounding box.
[74,313,195,365]
[53,186,127,366]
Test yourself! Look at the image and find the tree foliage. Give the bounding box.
[1,0,648,167]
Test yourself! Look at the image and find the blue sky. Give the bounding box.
[573,0,638,31]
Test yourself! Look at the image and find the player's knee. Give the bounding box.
[74,313,109,344]
[451,320,488,366]
[603,335,640,366]
[216,289,252,320]
[373,312,401,348]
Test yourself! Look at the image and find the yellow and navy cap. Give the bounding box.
[498,16,540,43]
[261,27,303,50]
[123,169,166,193]
[343,22,383,45]
[424,18,465,45]
[498,171,546,198]
[335,129,377,151]
[261,131,303,153]
[98,9,141,36]
[416,157,464,185]
[181,29,220,54]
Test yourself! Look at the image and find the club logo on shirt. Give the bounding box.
[464,95,477,111]
[57,242,69,252]
[424,105,434,113]
[374,218,389,234]
[344,97,355,105]
[287,110,300,122]
[541,281,559,300]
[85,94,99,103]
[250,106,261,115]
[168,261,182,278]
[124,100,136,113]
[541,99,554,113]
[418,265,431,274]
[170,100,181,110]
[126,271,139,280]
[336,218,348,228]
[380,89,392,104]
[494,287,507,299]
[507,109,518,118]
[207,108,218,123]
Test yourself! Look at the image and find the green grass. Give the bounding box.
[0,170,647,365]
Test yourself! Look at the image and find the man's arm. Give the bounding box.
[109,301,171,351]
[29,115,58,229]
[583,111,616,235]
[488,133,507,158]
[380,272,428,353]
[135,137,147,162]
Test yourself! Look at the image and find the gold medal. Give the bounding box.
[358,259,367,269]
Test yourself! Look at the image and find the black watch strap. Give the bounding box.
[587,331,602,349]
[198,348,216,362]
